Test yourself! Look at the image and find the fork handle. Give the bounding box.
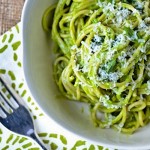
[30,132,47,150]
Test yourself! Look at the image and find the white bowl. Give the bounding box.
[22,0,150,149]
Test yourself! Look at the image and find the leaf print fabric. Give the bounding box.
[0,23,110,150]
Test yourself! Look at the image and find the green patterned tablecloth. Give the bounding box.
[0,23,111,150]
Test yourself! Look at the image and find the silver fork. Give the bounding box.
[0,75,47,150]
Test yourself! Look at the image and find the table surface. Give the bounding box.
[0,0,24,35]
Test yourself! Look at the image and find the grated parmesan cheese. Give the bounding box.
[145,17,150,23]
[99,95,120,109]
[90,35,103,53]
[115,9,131,26]
[93,22,101,33]
[138,21,147,29]
[116,123,124,133]
[71,45,77,50]
[81,41,92,52]
[147,80,150,90]
[134,1,144,9]
[113,33,127,47]
[140,46,146,53]
[74,64,80,71]
[106,49,116,60]
[98,67,123,82]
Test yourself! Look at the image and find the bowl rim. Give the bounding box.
[21,1,150,150]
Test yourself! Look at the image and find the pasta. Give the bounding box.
[42,0,150,134]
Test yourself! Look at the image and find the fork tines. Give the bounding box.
[0,76,19,118]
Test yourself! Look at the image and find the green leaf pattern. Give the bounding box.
[0,23,109,150]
